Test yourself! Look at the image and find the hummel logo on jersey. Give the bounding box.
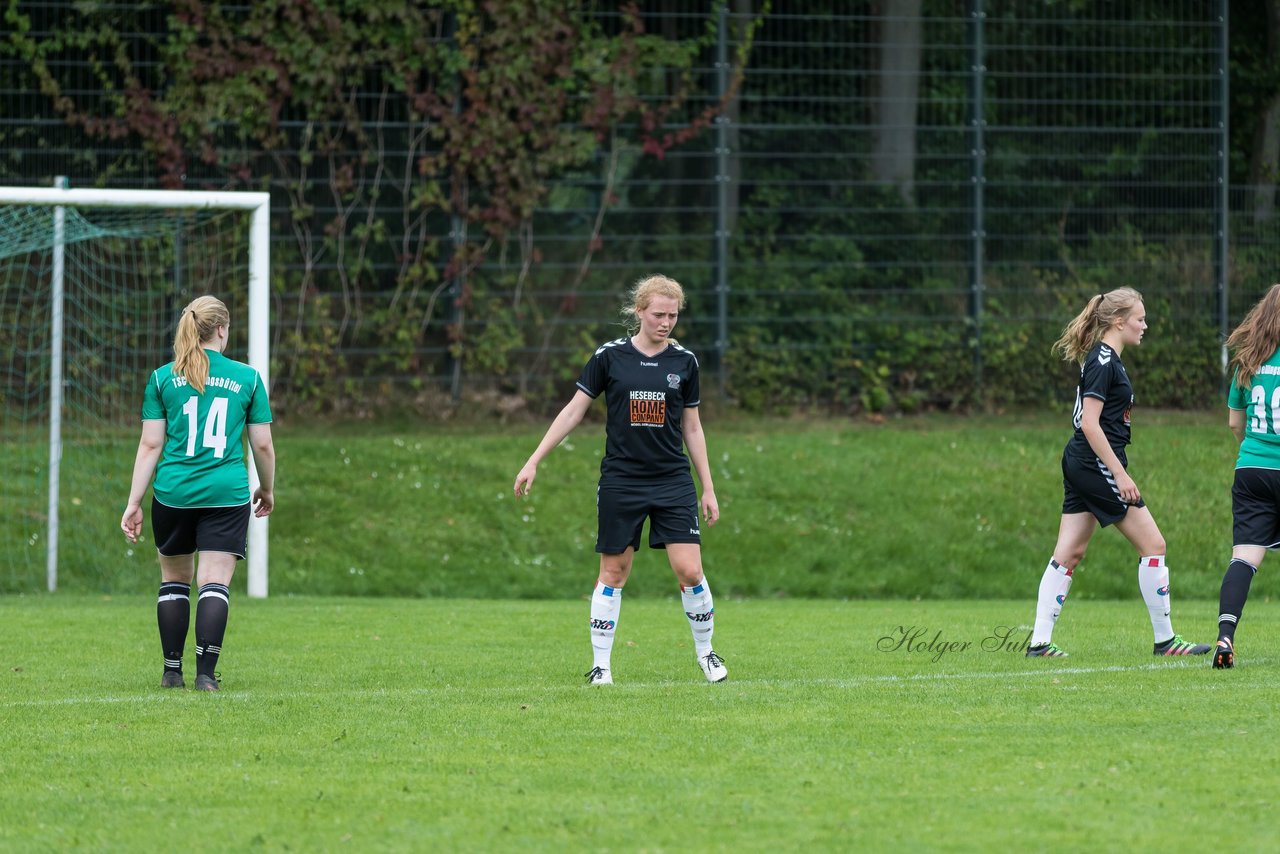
[1097,345,1113,366]
[639,360,658,367]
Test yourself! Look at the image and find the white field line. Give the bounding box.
[1,657,1259,710]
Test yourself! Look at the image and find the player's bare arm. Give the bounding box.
[1080,396,1138,503]
[681,406,718,526]
[515,390,593,497]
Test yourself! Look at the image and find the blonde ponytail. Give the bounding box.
[1052,287,1143,363]
[172,295,230,394]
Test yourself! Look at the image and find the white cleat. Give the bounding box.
[698,651,728,683]
[585,666,613,685]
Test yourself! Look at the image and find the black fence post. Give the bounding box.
[969,0,986,402]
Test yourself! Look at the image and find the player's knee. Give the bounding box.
[599,569,629,588]
[598,557,632,587]
[1056,547,1086,568]
[673,567,702,588]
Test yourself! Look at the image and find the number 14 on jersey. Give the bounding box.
[181,396,229,458]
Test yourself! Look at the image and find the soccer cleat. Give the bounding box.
[698,651,728,683]
[1212,637,1235,669]
[194,673,221,692]
[1153,635,1212,656]
[584,666,612,685]
[160,670,185,689]
[1025,642,1068,658]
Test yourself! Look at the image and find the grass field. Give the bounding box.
[2,595,1276,850]
[0,411,1245,598]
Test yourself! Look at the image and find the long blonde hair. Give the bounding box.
[1228,283,1280,389]
[622,274,686,339]
[1052,287,1143,363]
[172,295,230,394]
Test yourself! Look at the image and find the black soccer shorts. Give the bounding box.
[1231,467,1280,549]
[595,477,701,554]
[152,498,252,559]
[1060,450,1144,527]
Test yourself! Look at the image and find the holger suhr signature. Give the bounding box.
[877,625,1033,663]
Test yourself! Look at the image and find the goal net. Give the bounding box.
[0,187,271,597]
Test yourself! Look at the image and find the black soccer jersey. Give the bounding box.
[1065,342,1134,460]
[576,337,701,480]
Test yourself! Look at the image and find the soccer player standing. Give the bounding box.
[1026,288,1209,658]
[121,295,275,691]
[513,274,726,685]
[1214,283,1280,668]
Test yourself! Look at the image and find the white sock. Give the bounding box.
[1138,555,1174,643]
[590,581,622,670]
[1031,558,1073,646]
[680,577,715,657]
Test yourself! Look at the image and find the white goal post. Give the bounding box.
[0,185,273,598]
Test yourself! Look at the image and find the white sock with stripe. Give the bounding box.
[589,581,621,670]
[680,577,716,657]
[1031,558,1072,646]
[1138,555,1174,642]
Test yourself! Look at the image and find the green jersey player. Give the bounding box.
[1215,283,1280,668]
[121,295,275,692]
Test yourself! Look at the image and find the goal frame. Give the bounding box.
[0,186,273,598]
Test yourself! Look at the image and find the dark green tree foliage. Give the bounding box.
[2,0,762,414]
[716,0,1236,414]
[0,2,1260,415]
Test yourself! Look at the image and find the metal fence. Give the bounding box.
[3,0,1272,414]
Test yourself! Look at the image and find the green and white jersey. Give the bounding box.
[1228,347,1280,470]
[141,349,273,507]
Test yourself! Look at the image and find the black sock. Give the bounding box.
[1218,558,1256,642]
[195,583,230,677]
[157,582,191,673]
